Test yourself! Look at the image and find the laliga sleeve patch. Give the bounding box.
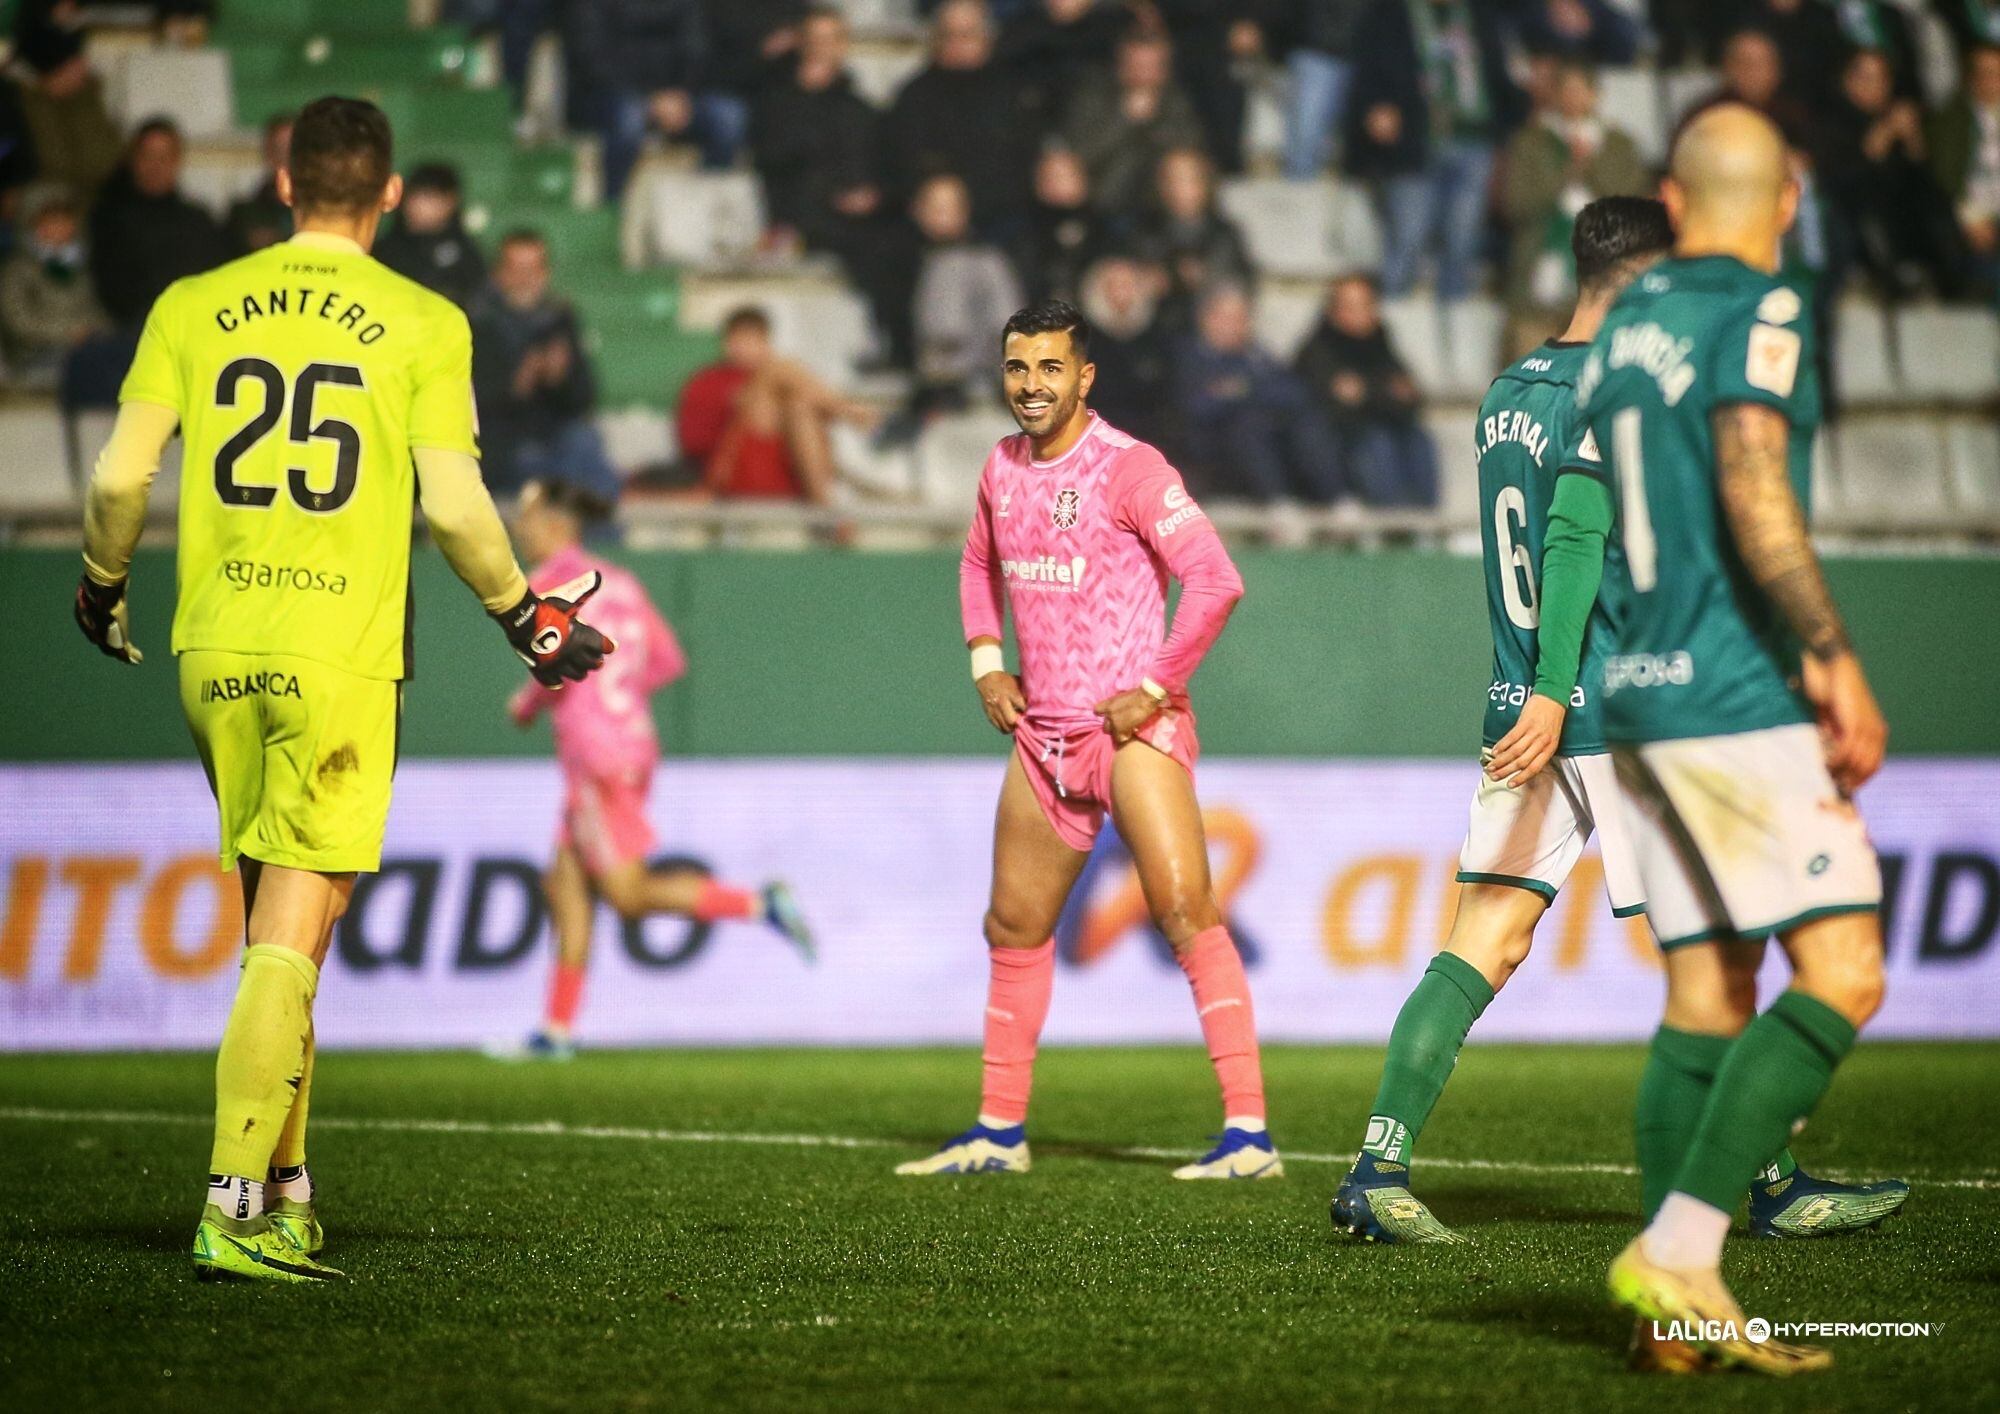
[1575,428,1601,464]
[1756,286,1803,325]
[1746,323,1801,398]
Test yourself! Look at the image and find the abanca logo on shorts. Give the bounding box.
[1001,554,1089,590]
[1603,651,1695,692]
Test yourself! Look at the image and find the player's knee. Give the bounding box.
[983,908,1044,953]
[598,875,647,922]
[1797,950,1886,1028]
[1155,893,1222,949]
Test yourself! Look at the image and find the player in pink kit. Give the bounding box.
[897,300,1280,1180]
[495,480,814,1060]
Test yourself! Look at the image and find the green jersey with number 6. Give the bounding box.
[1475,339,1619,755]
[1576,253,1819,743]
[120,231,480,681]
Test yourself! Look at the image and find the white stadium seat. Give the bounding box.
[1254,283,1324,362]
[1831,300,1899,404]
[1599,68,1666,165]
[635,170,767,268]
[1380,294,1443,394]
[1828,418,1950,530]
[1218,178,1340,281]
[1893,307,2000,402]
[1944,417,2000,520]
[914,409,1016,513]
[846,46,924,107]
[1439,297,1504,399]
[596,409,677,476]
[108,48,234,138]
[1243,70,1286,166]
[1425,406,1479,531]
[0,407,80,515]
[1327,182,1385,273]
[679,278,875,385]
[1661,69,1715,127]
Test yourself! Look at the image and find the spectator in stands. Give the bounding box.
[12,26,121,200]
[1817,48,1971,299]
[998,0,1127,139]
[564,0,742,203]
[1514,0,1641,65]
[1930,43,2000,299]
[1153,0,1267,174]
[0,73,39,227]
[0,190,104,386]
[1698,29,1816,150]
[1078,253,1174,449]
[89,119,226,329]
[885,0,1037,230]
[1009,146,1113,303]
[1292,272,1438,507]
[912,172,1024,409]
[1061,30,1207,219]
[376,163,488,309]
[1279,0,1368,180]
[1500,60,1647,355]
[1172,282,1342,504]
[1936,0,2000,62]
[470,229,621,499]
[1346,0,1522,305]
[752,5,918,367]
[705,0,809,126]
[675,305,876,502]
[1827,0,1923,100]
[225,113,294,255]
[1127,144,1255,335]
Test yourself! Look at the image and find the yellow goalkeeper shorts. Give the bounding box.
[180,650,400,874]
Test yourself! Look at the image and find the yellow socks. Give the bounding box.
[209,944,319,1181]
[271,1024,315,1172]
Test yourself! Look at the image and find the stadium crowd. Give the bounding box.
[1,0,1997,511]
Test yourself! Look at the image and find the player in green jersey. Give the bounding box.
[1581,105,1894,1376]
[1330,198,1671,1246]
[73,97,611,1282]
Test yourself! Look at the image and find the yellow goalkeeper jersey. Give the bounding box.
[121,231,480,681]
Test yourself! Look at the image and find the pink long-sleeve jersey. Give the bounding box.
[510,545,687,778]
[959,412,1244,731]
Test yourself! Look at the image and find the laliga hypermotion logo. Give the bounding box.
[1054,809,1263,968]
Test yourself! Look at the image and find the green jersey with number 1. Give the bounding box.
[1475,339,1619,755]
[1576,253,1820,744]
[120,231,480,682]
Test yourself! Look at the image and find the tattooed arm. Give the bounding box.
[1713,403,1886,790]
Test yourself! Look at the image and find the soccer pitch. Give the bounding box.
[3,1044,1995,1411]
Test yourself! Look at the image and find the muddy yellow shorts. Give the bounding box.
[180,650,400,873]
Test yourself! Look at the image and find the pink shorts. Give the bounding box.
[559,765,657,876]
[1012,708,1201,852]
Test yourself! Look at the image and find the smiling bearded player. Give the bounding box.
[895,299,1279,1181]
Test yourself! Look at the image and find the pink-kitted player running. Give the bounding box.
[896,299,1280,1180]
[491,480,815,1061]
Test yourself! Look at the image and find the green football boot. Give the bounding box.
[193,1205,344,1283]
[1330,1154,1468,1245]
[1748,1165,1909,1238]
[266,1197,325,1256]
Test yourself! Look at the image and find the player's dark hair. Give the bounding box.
[1572,196,1673,294]
[1001,299,1090,360]
[723,305,771,335]
[525,478,613,525]
[131,116,183,147]
[288,96,393,216]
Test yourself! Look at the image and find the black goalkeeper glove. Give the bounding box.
[493,570,615,687]
[75,573,143,664]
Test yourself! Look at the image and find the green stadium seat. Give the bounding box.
[588,325,720,410]
[293,31,473,87]
[567,270,681,333]
[452,147,578,209]
[472,202,622,271]
[218,0,416,39]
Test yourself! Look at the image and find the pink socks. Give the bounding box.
[546,960,586,1033]
[1178,926,1267,1124]
[693,879,759,923]
[978,940,1056,1126]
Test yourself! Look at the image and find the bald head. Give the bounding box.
[1664,103,1796,270]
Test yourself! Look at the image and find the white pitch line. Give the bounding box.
[2,1106,1996,1191]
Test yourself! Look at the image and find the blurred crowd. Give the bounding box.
[2,0,1997,511]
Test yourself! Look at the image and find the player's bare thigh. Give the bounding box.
[1107,739,1221,948]
[987,750,1089,951]
[1443,883,1551,992]
[545,843,597,968]
[241,858,355,968]
[1661,937,1767,1036]
[1779,910,1886,1028]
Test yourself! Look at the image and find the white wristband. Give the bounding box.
[970,643,1006,681]
[1140,677,1170,702]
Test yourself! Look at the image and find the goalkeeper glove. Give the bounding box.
[494,570,615,687]
[74,573,143,664]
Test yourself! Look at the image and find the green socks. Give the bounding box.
[211,945,319,1179]
[1634,1025,1732,1219]
[1360,952,1496,1163]
[1672,991,1857,1214]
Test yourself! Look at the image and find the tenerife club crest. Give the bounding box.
[1052,488,1082,530]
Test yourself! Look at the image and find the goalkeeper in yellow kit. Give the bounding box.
[72,96,612,1283]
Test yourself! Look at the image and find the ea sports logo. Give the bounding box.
[532,625,563,655]
[1051,488,1081,530]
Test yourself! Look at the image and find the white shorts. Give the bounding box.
[1457,750,1647,917]
[1613,723,1881,949]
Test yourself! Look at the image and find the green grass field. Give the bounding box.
[2,1044,1995,1412]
